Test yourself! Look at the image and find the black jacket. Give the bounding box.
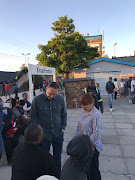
[84,86,103,111]
[106,81,115,93]
[61,135,92,180]
[12,142,60,180]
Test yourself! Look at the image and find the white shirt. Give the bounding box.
[131,80,135,92]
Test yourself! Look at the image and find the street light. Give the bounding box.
[113,43,117,57]
[22,53,30,66]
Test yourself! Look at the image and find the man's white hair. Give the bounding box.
[36,175,58,180]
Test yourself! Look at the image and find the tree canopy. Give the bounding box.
[36,15,100,78]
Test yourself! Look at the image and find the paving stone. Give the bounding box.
[102,123,115,129]
[66,121,78,127]
[99,156,128,175]
[102,135,120,144]
[113,118,131,123]
[131,176,135,180]
[125,158,135,175]
[129,119,135,123]
[102,118,114,123]
[101,173,130,180]
[68,117,79,122]
[117,129,135,136]
[102,128,117,136]
[115,123,134,129]
[112,115,128,119]
[0,166,12,180]
[101,144,123,157]
[61,152,68,166]
[102,115,113,119]
[64,132,75,142]
[65,126,77,133]
[121,145,135,158]
[63,141,69,153]
[120,136,135,145]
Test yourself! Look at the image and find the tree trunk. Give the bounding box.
[64,73,69,79]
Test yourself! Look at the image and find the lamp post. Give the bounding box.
[22,53,30,66]
[113,43,117,57]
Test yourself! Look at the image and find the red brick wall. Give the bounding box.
[63,78,89,108]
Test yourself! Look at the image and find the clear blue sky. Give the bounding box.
[0,0,135,71]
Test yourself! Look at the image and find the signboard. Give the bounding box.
[28,64,55,75]
[28,64,56,102]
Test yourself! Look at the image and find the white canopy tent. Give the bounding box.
[28,64,56,102]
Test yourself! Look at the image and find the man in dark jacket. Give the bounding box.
[127,77,132,102]
[12,124,60,180]
[84,79,103,113]
[106,77,115,112]
[61,135,94,180]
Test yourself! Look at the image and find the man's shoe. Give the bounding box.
[112,108,115,111]
[110,108,112,112]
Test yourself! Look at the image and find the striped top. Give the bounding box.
[76,106,103,152]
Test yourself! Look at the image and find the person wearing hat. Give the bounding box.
[61,135,94,180]
[22,93,31,115]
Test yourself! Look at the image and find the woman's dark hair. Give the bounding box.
[24,124,42,144]
[15,116,26,125]
[114,78,117,81]
[79,93,94,105]
[47,82,59,89]
[18,100,25,106]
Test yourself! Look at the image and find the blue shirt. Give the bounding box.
[76,106,103,152]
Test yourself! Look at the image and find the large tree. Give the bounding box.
[36,15,99,78]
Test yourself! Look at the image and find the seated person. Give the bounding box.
[61,134,94,180]
[2,116,26,164]
[12,100,25,118]
[12,124,60,180]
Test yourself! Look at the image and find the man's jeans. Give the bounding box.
[42,134,64,176]
[128,88,131,100]
[108,93,113,108]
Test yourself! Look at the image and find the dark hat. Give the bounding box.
[18,100,25,106]
[67,135,92,163]
[22,93,28,97]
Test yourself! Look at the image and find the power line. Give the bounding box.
[0,32,38,51]
[0,33,40,54]
[0,37,38,53]
[0,52,37,59]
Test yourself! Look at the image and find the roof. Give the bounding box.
[84,35,102,40]
[87,57,135,66]
[114,56,135,63]
[0,71,17,83]
[74,57,135,70]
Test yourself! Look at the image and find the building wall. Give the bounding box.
[73,61,134,79]
[63,78,89,108]
[87,61,134,78]
[84,35,102,58]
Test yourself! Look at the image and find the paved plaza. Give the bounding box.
[0,95,135,180]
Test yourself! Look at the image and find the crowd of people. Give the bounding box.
[105,76,135,111]
[0,77,135,180]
